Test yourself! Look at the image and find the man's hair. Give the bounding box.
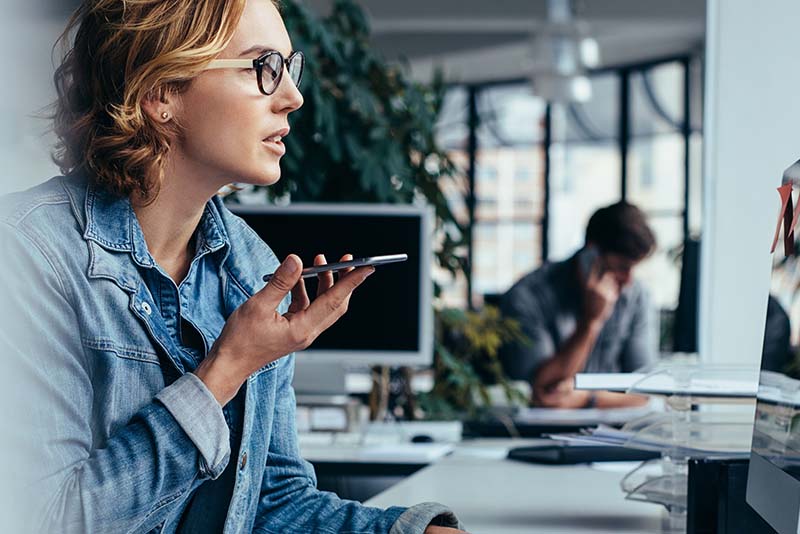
[585,202,656,260]
[51,0,254,202]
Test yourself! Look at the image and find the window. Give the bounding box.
[549,73,620,261]
[434,56,702,343]
[472,84,546,300]
[627,62,687,309]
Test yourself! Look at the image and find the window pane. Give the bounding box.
[472,84,546,301]
[476,85,545,147]
[473,221,542,296]
[434,87,470,308]
[630,62,684,137]
[628,62,685,212]
[628,134,685,212]
[636,215,684,310]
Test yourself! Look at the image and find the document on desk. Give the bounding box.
[514,405,655,426]
[575,373,757,398]
[360,443,454,463]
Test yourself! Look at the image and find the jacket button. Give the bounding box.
[240,451,247,470]
[141,302,152,315]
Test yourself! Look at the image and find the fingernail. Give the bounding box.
[320,254,327,263]
[366,267,376,276]
[285,256,299,273]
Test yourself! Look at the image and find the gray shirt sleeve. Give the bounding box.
[389,503,463,534]
[499,286,556,381]
[619,285,659,372]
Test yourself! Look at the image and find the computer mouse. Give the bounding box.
[411,434,434,443]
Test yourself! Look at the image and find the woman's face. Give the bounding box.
[173,0,303,189]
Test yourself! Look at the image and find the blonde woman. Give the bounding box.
[0,1,464,533]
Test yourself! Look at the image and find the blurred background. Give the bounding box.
[0,0,706,353]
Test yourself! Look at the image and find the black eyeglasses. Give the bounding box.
[205,50,305,96]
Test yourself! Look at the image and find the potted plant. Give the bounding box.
[229,0,529,420]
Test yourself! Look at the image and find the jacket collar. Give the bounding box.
[82,184,229,269]
[66,181,230,292]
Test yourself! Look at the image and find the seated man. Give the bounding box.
[500,202,657,408]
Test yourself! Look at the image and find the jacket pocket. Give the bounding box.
[82,337,161,364]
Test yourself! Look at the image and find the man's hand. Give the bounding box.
[582,261,620,326]
[425,527,469,534]
[533,377,591,408]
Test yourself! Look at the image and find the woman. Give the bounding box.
[0,1,464,532]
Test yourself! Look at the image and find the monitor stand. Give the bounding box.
[293,360,349,396]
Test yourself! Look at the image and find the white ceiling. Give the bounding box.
[303,0,706,83]
[42,0,706,84]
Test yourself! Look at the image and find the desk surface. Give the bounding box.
[366,446,666,534]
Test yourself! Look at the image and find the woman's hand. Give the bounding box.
[195,253,372,405]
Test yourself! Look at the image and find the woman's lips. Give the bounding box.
[261,136,286,156]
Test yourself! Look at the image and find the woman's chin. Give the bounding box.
[239,170,281,188]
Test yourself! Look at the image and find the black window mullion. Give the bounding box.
[619,69,631,201]
[466,86,479,310]
[543,103,552,263]
[682,56,691,243]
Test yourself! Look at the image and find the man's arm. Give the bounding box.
[532,267,620,406]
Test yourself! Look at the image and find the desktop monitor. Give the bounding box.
[229,202,434,374]
[746,171,800,534]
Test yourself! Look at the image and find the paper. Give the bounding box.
[514,404,654,426]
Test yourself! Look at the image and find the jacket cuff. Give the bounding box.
[156,373,231,479]
[389,502,463,534]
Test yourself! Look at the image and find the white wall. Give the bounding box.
[0,8,63,195]
[700,0,800,366]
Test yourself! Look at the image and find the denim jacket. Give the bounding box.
[0,176,460,534]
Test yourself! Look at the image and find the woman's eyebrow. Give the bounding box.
[238,45,293,57]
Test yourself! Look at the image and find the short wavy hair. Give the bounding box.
[585,202,657,260]
[52,0,253,202]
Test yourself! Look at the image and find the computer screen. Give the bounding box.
[229,203,434,367]
[746,170,800,534]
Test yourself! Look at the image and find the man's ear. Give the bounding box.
[141,86,179,125]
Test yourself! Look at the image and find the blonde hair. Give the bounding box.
[52,0,251,202]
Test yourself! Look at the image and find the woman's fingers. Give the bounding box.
[336,253,354,280]
[287,277,310,315]
[315,254,334,296]
[290,264,374,335]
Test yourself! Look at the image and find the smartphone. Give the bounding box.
[577,245,601,283]
[262,253,408,282]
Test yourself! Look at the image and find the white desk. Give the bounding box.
[366,442,667,534]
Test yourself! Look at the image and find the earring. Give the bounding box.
[161,111,170,120]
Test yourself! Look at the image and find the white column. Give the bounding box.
[700,0,800,365]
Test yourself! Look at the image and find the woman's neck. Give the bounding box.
[132,165,221,284]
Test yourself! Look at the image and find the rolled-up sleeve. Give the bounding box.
[156,373,230,479]
[499,285,556,382]
[0,223,229,533]
[389,502,463,534]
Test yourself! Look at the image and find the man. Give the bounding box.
[500,202,658,408]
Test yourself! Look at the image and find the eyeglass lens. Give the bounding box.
[261,52,304,95]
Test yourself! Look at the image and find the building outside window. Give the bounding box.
[434,57,702,350]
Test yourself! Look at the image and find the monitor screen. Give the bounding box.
[746,172,800,534]
[229,203,433,366]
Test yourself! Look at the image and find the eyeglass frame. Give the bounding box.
[204,50,304,96]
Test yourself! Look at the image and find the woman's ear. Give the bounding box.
[141,86,179,125]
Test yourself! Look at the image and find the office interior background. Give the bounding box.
[1,0,782,364]
[3,1,800,532]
